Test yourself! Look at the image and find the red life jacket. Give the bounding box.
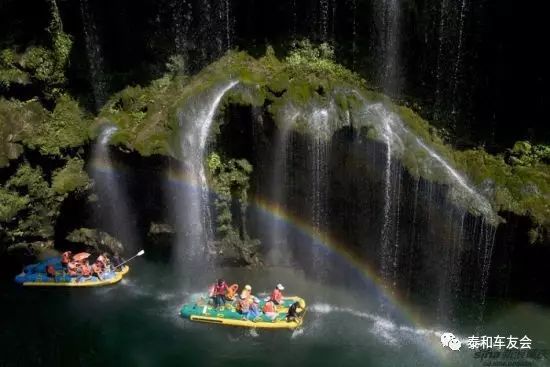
[46,265,56,277]
[213,282,227,296]
[263,301,276,313]
[271,289,283,303]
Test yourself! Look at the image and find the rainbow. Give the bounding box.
[90,149,450,359]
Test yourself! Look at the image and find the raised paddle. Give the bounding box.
[113,250,145,269]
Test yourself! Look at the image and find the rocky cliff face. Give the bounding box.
[0,17,548,305]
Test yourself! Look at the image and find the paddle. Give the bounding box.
[113,250,145,269]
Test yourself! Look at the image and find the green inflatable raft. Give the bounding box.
[180,296,306,329]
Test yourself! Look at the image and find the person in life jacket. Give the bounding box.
[80,261,92,279]
[67,262,78,277]
[240,284,252,300]
[238,294,252,320]
[211,279,229,309]
[225,284,239,301]
[270,283,285,305]
[46,264,56,280]
[247,297,261,321]
[286,299,305,322]
[98,253,111,270]
[91,262,103,280]
[61,251,72,268]
[262,300,278,321]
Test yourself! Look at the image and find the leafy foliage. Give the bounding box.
[0,188,29,222]
[207,153,260,264]
[23,94,90,156]
[51,158,90,194]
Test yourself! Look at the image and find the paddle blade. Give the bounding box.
[137,250,145,256]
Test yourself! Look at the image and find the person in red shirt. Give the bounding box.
[211,279,229,309]
[270,283,285,305]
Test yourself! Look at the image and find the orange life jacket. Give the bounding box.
[263,301,276,313]
[225,284,239,300]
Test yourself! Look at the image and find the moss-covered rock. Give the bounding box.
[207,152,260,265]
[66,228,124,254]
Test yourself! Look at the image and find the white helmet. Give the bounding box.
[276,283,285,290]
[245,284,252,291]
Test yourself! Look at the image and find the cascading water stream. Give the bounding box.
[309,107,331,276]
[80,0,107,110]
[176,81,238,262]
[451,0,468,117]
[319,0,329,41]
[90,125,135,251]
[267,108,297,266]
[171,0,192,57]
[378,0,400,93]
[358,99,497,310]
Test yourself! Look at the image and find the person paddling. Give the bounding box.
[270,283,285,305]
[286,299,305,322]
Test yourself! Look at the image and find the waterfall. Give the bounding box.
[434,0,470,127]
[176,81,238,261]
[451,0,469,118]
[378,0,400,93]
[319,0,329,41]
[434,0,450,120]
[350,0,358,68]
[309,107,331,276]
[224,0,232,50]
[291,0,297,37]
[266,107,296,265]
[357,99,497,304]
[171,0,192,57]
[372,105,403,287]
[80,0,107,110]
[90,125,135,251]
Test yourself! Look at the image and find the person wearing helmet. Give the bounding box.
[211,279,229,309]
[286,299,305,322]
[240,284,252,300]
[238,292,252,319]
[270,283,285,305]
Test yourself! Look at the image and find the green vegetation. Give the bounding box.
[1,39,549,252]
[0,188,29,222]
[51,158,90,195]
[0,0,72,99]
[24,94,90,155]
[207,153,260,265]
